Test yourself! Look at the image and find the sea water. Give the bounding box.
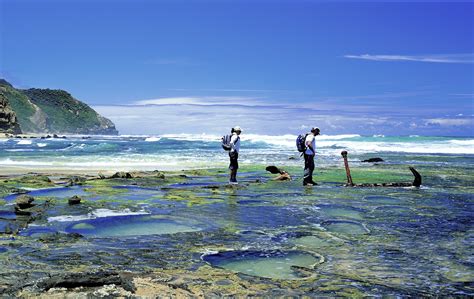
[0,134,472,172]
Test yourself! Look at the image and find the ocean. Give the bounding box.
[1,134,473,172]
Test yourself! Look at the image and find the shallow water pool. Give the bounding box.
[66,215,202,237]
[203,250,321,280]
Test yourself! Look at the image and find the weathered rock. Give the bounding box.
[13,207,32,216]
[68,176,86,186]
[68,195,82,205]
[362,157,384,163]
[111,172,133,179]
[36,271,136,292]
[15,195,35,209]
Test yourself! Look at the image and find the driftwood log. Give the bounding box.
[341,151,421,187]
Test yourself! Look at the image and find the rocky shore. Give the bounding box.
[0,165,472,297]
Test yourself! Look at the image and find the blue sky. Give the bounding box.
[1,0,473,136]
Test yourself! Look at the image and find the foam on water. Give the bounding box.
[145,137,161,142]
[0,135,472,172]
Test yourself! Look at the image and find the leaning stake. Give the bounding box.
[341,151,354,186]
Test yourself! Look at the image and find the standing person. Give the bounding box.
[229,126,242,184]
[303,127,320,186]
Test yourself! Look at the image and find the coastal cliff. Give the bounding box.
[0,79,118,135]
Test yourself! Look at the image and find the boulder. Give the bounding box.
[15,194,35,209]
[68,195,82,205]
[362,157,384,163]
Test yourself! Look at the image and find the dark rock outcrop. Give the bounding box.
[67,176,86,186]
[15,195,35,210]
[36,271,136,292]
[111,172,133,179]
[68,195,82,205]
[362,157,384,163]
[0,93,21,134]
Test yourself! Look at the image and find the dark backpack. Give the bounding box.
[222,134,233,151]
[296,133,308,152]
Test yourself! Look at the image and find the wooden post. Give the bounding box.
[341,151,354,186]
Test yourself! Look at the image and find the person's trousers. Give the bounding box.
[303,153,315,184]
[229,151,239,182]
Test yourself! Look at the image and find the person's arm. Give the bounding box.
[230,135,237,151]
[305,135,315,153]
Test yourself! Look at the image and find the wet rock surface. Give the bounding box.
[0,166,472,297]
[15,194,35,209]
[68,195,82,205]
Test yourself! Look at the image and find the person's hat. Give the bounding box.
[311,127,320,132]
[233,126,242,132]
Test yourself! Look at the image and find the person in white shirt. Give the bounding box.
[229,126,242,184]
[303,127,320,186]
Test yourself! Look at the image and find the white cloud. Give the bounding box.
[425,118,473,126]
[133,96,265,106]
[344,53,474,64]
[92,93,474,136]
[92,102,424,136]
